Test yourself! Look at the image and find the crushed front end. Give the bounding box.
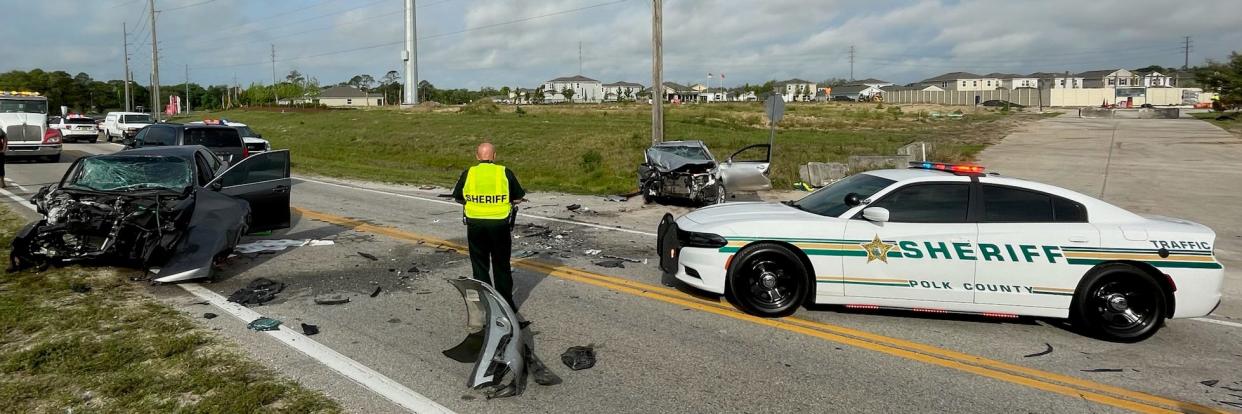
[638,142,722,205]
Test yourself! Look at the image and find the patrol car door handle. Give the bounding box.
[1068,236,1089,243]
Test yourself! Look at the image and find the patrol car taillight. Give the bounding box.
[909,161,985,175]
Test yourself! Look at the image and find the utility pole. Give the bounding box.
[1182,36,1192,70]
[402,0,419,106]
[848,45,856,81]
[122,22,132,112]
[271,44,279,105]
[651,0,663,144]
[578,41,583,75]
[148,0,161,121]
[184,64,190,114]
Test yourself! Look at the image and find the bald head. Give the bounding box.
[476,143,495,161]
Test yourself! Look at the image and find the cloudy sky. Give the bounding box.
[4,0,1241,88]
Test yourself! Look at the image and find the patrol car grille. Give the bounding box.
[6,125,41,141]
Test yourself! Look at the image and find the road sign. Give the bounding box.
[764,94,785,124]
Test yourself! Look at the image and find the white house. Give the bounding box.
[1135,70,1173,87]
[777,79,817,102]
[985,73,1039,89]
[920,72,1003,91]
[318,86,383,107]
[1078,69,1137,88]
[602,81,644,102]
[507,88,538,104]
[1028,72,1084,89]
[542,75,603,103]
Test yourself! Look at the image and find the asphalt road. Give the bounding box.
[3,116,1241,413]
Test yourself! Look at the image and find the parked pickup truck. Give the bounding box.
[102,111,153,143]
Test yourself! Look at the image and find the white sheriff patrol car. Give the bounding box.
[657,162,1223,342]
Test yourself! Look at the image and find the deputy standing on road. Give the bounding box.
[452,143,526,310]
[0,130,7,189]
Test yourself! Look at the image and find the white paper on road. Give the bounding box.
[234,239,335,254]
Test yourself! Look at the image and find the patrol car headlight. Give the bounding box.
[678,229,728,248]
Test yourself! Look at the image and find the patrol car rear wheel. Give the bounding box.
[727,244,809,317]
[1073,264,1165,342]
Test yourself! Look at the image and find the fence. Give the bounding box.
[882,87,1210,107]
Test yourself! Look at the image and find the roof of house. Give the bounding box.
[661,82,690,91]
[603,81,644,87]
[1027,72,1073,78]
[777,78,814,85]
[1133,69,1167,75]
[320,86,369,98]
[854,78,892,84]
[983,72,1022,79]
[548,75,599,83]
[882,85,935,92]
[922,72,982,82]
[1076,69,1123,78]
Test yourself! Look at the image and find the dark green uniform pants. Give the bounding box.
[466,218,516,310]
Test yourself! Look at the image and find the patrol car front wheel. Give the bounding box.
[727,244,809,317]
[1072,264,1165,342]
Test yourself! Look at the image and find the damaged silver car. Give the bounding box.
[9,145,292,283]
[638,140,772,205]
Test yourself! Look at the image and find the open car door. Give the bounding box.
[208,150,291,232]
[718,144,772,192]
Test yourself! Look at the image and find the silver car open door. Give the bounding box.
[207,150,291,232]
[447,278,526,398]
[718,144,772,192]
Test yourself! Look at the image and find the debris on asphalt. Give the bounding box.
[247,317,282,331]
[602,254,644,264]
[560,345,596,370]
[1023,343,1054,358]
[603,195,627,202]
[437,193,454,198]
[527,346,562,386]
[234,239,334,254]
[584,249,602,256]
[314,294,351,305]
[1080,368,1123,373]
[419,185,437,190]
[437,248,457,254]
[227,278,285,306]
[407,265,422,273]
[357,251,379,261]
[387,318,402,323]
[370,286,383,297]
[1202,380,1220,387]
[203,312,218,319]
[301,323,319,336]
[594,260,625,268]
[69,282,91,293]
[566,204,581,211]
[514,250,538,259]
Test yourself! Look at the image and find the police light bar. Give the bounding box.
[0,91,42,97]
[202,119,222,125]
[909,161,985,175]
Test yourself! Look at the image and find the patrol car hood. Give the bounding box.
[681,202,826,228]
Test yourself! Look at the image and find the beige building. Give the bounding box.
[318,86,384,107]
[921,72,1003,91]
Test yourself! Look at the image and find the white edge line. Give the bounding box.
[1190,317,1242,329]
[295,176,658,237]
[178,284,455,414]
[0,187,30,206]
[0,185,455,414]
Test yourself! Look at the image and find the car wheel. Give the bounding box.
[712,184,726,205]
[106,133,113,143]
[1071,263,1165,342]
[641,181,656,204]
[726,243,809,317]
[46,154,61,163]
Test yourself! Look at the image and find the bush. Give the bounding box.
[580,150,603,171]
[886,106,903,120]
[461,98,499,115]
[515,106,526,117]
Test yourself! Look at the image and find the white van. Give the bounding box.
[102,112,154,142]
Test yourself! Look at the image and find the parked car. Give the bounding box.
[126,123,248,163]
[102,111,153,142]
[10,146,292,283]
[187,120,270,154]
[48,115,101,143]
[638,140,771,205]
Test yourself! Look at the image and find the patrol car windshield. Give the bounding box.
[791,173,895,217]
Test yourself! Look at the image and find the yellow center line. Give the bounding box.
[292,207,1228,414]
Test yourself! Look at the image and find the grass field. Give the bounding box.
[1192,111,1242,137]
[180,102,1050,194]
[0,207,341,413]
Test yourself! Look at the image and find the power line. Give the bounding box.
[166,0,391,45]
[163,0,217,12]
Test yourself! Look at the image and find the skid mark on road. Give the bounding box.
[296,206,1230,414]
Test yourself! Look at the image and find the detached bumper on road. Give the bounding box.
[6,145,62,157]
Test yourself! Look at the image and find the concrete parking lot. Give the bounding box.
[2,114,1241,413]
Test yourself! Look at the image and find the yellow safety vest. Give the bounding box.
[463,163,512,219]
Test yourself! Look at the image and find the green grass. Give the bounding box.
[0,207,341,413]
[1192,111,1242,137]
[178,103,1044,194]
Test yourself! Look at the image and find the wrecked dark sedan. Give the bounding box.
[637,140,772,205]
[10,145,292,283]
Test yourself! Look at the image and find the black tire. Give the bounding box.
[641,181,656,204]
[88,135,98,143]
[726,243,810,317]
[46,154,61,163]
[106,133,113,143]
[712,184,726,205]
[1071,263,1165,342]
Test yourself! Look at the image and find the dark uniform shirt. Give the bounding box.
[452,161,527,207]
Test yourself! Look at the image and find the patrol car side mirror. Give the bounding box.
[862,207,890,223]
[844,192,861,206]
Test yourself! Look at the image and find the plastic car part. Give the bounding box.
[447,278,526,399]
